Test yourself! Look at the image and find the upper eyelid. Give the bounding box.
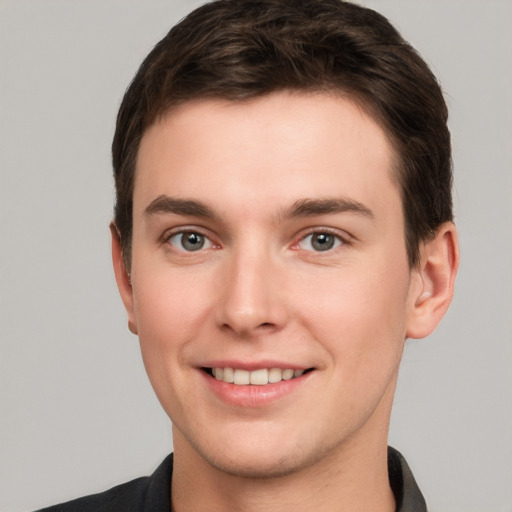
[160,225,216,249]
[164,229,219,254]
[160,225,352,248]
[169,231,212,249]
[162,225,214,241]
[294,227,352,244]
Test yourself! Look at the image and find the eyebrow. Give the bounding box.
[282,197,375,220]
[144,195,374,222]
[144,195,217,219]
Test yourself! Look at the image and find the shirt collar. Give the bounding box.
[388,446,427,512]
[145,448,427,512]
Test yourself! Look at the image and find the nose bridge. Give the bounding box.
[216,236,285,336]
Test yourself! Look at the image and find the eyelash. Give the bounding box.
[165,228,217,253]
[293,228,349,253]
[163,227,350,254]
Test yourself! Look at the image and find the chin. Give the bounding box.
[178,424,336,480]
[203,447,309,479]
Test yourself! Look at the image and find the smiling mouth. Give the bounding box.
[203,367,313,386]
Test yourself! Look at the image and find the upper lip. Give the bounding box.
[197,360,311,371]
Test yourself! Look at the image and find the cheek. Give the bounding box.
[129,269,215,416]
[131,268,214,355]
[295,259,410,362]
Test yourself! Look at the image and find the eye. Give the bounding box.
[168,231,213,252]
[298,232,343,252]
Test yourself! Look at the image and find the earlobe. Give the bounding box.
[406,222,459,339]
[110,223,138,335]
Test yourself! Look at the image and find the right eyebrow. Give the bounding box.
[144,195,217,219]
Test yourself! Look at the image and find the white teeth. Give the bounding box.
[222,367,234,383]
[211,367,307,385]
[268,367,283,383]
[282,369,294,380]
[250,368,268,385]
[233,369,250,385]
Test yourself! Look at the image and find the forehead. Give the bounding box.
[134,91,401,223]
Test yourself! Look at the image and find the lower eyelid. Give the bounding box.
[163,228,349,252]
[166,231,214,251]
[295,230,347,248]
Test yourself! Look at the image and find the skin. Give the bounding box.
[112,91,458,511]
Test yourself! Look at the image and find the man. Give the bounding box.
[40,0,458,510]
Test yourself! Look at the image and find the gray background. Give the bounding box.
[1,1,511,511]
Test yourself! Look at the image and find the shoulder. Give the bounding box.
[36,476,149,512]
[35,454,174,512]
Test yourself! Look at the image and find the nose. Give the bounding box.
[214,247,288,338]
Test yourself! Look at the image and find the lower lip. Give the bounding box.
[199,370,312,408]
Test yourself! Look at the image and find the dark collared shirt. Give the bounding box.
[37,447,426,512]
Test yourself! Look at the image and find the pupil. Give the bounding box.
[183,232,204,251]
[313,233,334,251]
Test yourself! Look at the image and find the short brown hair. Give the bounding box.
[112,0,453,268]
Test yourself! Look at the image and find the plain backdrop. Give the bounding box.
[1,1,511,511]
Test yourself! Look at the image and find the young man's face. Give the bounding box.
[117,91,426,477]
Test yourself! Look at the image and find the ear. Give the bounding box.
[110,223,138,335]
[406,222,459,339]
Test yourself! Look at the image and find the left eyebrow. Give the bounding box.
[282,197,375,220]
